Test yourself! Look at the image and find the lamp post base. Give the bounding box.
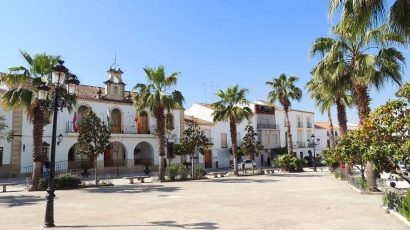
[44,187,56,228]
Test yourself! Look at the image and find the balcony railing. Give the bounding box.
[257,124,279,129]
[296,141,306,148]
[66,122,156,135]
[297,122,303,128]
[306,122,313,128]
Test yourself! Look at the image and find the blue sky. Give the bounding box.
[1,0,408,124]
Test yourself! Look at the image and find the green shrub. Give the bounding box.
[166,164,179,181]
[334,170,340,179]
[277,155,295,171]
[195,167,207,179]
[178,164,189,180]
[38,175,81,190]
[348,176,367,191]
[401,190,410,220]
[277,155,304,172]
[383,191,405,212]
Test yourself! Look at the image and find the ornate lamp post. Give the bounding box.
[37,60,80,228]
[308,134,320,172]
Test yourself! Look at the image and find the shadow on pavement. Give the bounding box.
[0,195,43,207]
[198,178,278,184]
[83,184,181,194]
[269,173,324,178]
[56,221,219,229]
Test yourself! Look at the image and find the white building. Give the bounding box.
[314,122,359,156]
[0,67,184,178]
[185,101,315,168]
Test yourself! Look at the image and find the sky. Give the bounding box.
[0,0,408,124]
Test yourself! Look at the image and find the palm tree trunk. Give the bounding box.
[354,84,378,191]
[335,94,351,175]
[327,109,335,148]
[284,108,294,155]
[30,103,44,190]
[155,108,166,182]
[335,95,347,135]
[229,115,239,176]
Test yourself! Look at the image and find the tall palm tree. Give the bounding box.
[266,74,302,156]
[310,24,405,190]
[306,79,336,148]
[133,65,184,182]
[329,0,410,37]
[211,85,253,176]
[0,51,59,189]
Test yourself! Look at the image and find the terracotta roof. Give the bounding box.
[184,114,214,126]
[315,122,339,130]
[76,84,133,103]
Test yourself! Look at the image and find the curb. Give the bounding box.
[383,207,410,227]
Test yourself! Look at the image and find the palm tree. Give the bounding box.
[266,74,302,156]
[211,85,253,176]
[133,65,184,182]
[310,24,405,190]
[329,0,410,37]
[0,51,59,189]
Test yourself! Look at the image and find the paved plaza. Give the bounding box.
[0,171,407,230]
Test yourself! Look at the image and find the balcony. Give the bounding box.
[206,138,213,145]
[297,122,303,128]
[296,141,306,148]
[257,124,279,129]
[306,122,313,128]
[65,122,156,135]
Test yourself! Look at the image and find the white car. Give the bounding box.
[232,159,257,170]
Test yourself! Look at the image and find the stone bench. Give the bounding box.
[125,176,150,184]
[265,169,275,174]
[213,172,228,178]
[0,183,18,192]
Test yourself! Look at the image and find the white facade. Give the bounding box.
[185,101,315,169]
[314,122,359,156]
[0,105,13,176]
[0,68,184,177]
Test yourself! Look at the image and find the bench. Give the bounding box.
[125,176,150,184]
[265,169,275,174]
[213,172,228,178]
[0,183,18,192]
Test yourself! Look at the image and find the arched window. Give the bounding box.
[165,113,174,130]
[111,108,122,133]
[138,111,149,134]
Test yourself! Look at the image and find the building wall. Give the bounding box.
[0,107,13,177]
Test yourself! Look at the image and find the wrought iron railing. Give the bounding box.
[306,122,313,128]
[297,122,303,128]
[257,124,279,129]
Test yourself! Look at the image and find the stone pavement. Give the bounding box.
[0,171,407,229]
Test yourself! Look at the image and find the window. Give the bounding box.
[77,105,89,129]
[0,147,2,167]
[165,113,174,130]
[327,131,329,136]
[111,108,122,133]
[335,131,338,137]
[138,111,149,134]
[221,133,227,148]
[327,140,330,148]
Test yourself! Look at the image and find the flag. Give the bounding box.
[73,112,77,132]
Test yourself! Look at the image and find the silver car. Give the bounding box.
[233,159,257,170]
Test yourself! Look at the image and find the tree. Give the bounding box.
[266,73,302,155]
[211,85,253,176]
[329,0,410,38]
[361,82,410,183]
[133,65,184,182]
[309,24,405,190]
[77,109,111,185]
[240,125,264,160]
[178,119,208,179]
[0,51,59,189]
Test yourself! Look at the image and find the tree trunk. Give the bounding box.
[30,103,45,190]
[354,84,377,191]
[191,154,195,179]
[94,157,98,185]
[327,108,335,148]
[155,108,166,182]
[284,108,294,155]
[335,94,348,135]
[229,115,239,176]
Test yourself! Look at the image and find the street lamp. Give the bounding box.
[37,60,80,228]
[308,134,320,172]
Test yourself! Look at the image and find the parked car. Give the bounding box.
[398,161,408,176]
[231,159,257,170]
